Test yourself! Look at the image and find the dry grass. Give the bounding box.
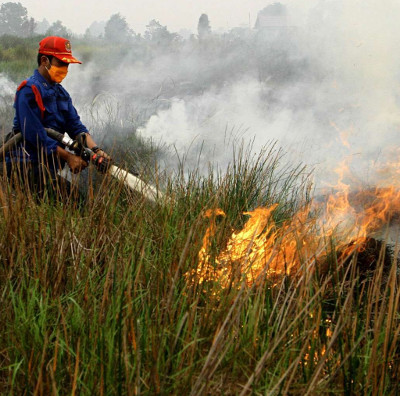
[0,147,399,395]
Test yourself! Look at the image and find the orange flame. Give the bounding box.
[194,160,400,287]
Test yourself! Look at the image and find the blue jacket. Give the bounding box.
[9,69,88,168]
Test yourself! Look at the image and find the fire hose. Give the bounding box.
[0,129,163,203]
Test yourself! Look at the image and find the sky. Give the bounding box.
[17,0,310,34]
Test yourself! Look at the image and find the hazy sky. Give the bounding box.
[18,0,309,34]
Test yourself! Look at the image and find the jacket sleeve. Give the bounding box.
[15,87,59,155]
[60,88,89,138]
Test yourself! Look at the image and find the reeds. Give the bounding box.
[0,144,399,395]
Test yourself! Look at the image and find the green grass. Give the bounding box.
[0,35,39,82]
[0,35,146,84]
[0,32,398,396]
[0,144,399,395]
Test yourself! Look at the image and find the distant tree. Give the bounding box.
[255,3,288,29]
[22,17,36,37]
[144,19,182,48]
[259,2,287,16]
[0,2,34,37]
[104,13,133,42]
[35,18,50,34]
[197,14,211,40]
[85,20,106,39]
[46,20,70,38]
[144,19,178,46]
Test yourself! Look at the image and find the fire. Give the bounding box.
[193,160,400,287]
[331,121,353,149]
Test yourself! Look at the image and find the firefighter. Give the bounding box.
[5,36,109,198]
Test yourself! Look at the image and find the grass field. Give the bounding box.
[0,143,399,395]
[0,33,399,395]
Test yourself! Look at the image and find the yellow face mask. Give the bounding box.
[46,63,68,84]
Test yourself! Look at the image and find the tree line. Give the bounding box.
[0,1,215,42]
[0,1,289,42]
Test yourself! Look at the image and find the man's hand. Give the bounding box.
[67,153,88,174]
[97,149,111,159]
[92,153,112,173]
[57,146,88,174]
[84,133,111,159]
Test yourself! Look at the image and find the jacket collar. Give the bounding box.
[33,69,56,90]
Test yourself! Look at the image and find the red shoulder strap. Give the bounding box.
[14,80,46,120]
[14,80,28,102]
[30,84,46,120]
[17,80,28,91]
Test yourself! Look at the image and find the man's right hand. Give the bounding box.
[67,153,88,174]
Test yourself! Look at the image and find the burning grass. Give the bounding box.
[192,184,400,290]
[0,143,400,395]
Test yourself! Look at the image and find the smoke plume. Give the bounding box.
[2,0,399,191]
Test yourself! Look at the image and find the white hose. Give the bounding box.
[109,164,163,203]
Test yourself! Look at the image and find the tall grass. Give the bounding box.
[0,35,38,82]
[0,143,399,395]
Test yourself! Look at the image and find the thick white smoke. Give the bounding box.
[0,73,17,134]
[58,0,400,189]
[133,0,400,188]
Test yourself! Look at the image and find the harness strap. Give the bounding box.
[30,84,46,119]
[17,80,27,91]
[14,80,27,103]
[15,80,46,120]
